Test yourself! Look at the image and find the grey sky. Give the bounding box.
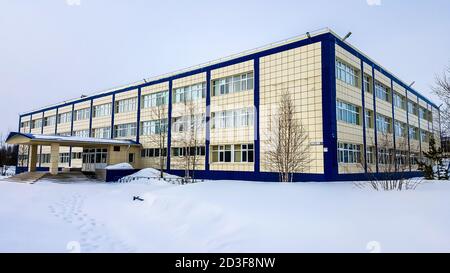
[1,0,449,137]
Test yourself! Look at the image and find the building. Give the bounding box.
[7,28,441,182]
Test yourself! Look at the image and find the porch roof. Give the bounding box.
[5,132,141,147]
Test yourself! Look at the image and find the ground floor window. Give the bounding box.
[141,148,167,158]
[40,154,50,164]
[59,153,70,163]
[211,144,254,163]
[171,146,206,157]
[82,148,107,164]
[338,143,361,164]
[377,148,393,165]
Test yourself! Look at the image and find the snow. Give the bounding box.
[123,168,180,179]
[105,163,134,170]
[1,178,450,252]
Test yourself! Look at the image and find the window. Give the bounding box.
[408,101,418,116]
[141,119,168,135]
[93,103,112,118]
[212,72,254,96]
[74,108,90,121]
[420,130,429,142]
[142,91,169,108]
[58,132,71,136]
[365,109,373,128]
[74,130,90,138]
[376,114,392,134]
[395,151,408,166]
[409,126,419,140]
[211,108,254,129]
[40,154,50,164]
[336,60,358,87]
[394,120,407,137]
[113,146,121,152]
[57,112,72,124]
[44,116,56,127]
[115,98,137,114]
[419,107,427,120]
[20,121,30,128]
[363,75,372,93]
[93,127,111,139]
[173,83,205,103]
[129,153,134,163]
[336,100,360,125]
[71,152,82,159]
[338,143,361,164]
[375,82,390,102]
[172,115,204,133]
[31,119,42,129]
[59,153,70,163]
[141,148,167,158]
[393,93,406,110]
[211,144,253,163]
[171,147,205,157]
[410,153,419,165]
[366,146,375,164]
[378,148,392,165]
[114,123,137,138]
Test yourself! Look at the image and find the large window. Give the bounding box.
[43,116,56,127]
[211,144,254,163]
[93,103,112,118]
[74,108,91,121]
[393,93,406,110]
[142,91,169,108]
[57,112,72,124]
[211,108,254,129]
[74,130,90,138]
[212,72,254,96]
[365,109,374,128]
[363,75,372,93]
[338,143,361,164]
[375,82,390,102]
[378,148,392,165]
[408,100,418,116]
[394,120,407,137]
[59,153,70,163]
[336,60,358,87]
[171,147,206,157]
[376,114,392,134]
[20,121,30,128]
[115,98,137,114]
[93,127,111,139]
[409,126,419,140]
[419,107,428,120]
[420,130,429,142]
[31,119,42,129]
[172,115,205,133]
[141,148,167,158]
[40,154,50,164]
[141,119,168,135]
[173,83,205,103]
[114,123,137,138]
[336,100,360,125]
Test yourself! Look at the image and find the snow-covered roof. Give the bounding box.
[6,132,141,147]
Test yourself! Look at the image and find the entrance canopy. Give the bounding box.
[6,132,141,148]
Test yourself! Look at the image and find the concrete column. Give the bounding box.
[28,145,38,172]
[50,143,60,175]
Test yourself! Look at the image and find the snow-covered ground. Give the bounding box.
[1,178,450,253]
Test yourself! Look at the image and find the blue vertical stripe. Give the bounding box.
[167,80,173,170]
[89,99,94,137]
[360,61,368,173]
[205,71,211,171]
[254,58,260,173]
[391,79,396,169]
[111,94,116,139]
[372,66,379,173]
[136,88,142,143]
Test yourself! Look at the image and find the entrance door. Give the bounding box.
[82,148,108,172]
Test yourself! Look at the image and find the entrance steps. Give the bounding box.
[3,172,48,184]
[41,171,101,183]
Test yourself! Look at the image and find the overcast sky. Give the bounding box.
[1,0,449,137]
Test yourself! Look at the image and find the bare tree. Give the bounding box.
[432,63,450,135]
[356,131,422,191]
[173,100,204,182]
[265,91,311,182]
[147,102,168,179]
